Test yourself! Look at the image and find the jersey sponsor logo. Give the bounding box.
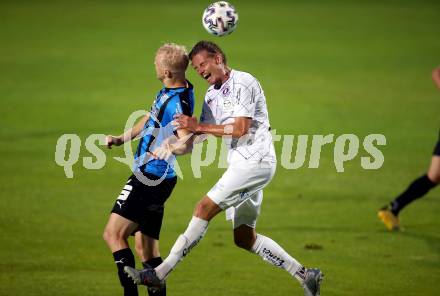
[223,99,233,111]
[250,87,255,104]
[235,88,241,104]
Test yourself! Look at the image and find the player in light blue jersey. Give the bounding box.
[125,41,323,296]
[103,43,194,296]
[133,80,194,179]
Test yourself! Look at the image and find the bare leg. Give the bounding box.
[193,195,223,220]
[103,213,138,252]
[134,232,160,263]
[103,213,139,296]
[427,156,440,183]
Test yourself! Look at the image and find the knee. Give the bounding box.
[193,198,219,220]
[428,172,440,184]
[102,227,124,246]
[102,228,112,244]
[195,201,208,215]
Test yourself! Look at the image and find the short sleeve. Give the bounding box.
[179,96,192,117]
[162,97,188,131]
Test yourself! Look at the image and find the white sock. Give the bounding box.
[155,216,209,280]
[251,233,306,283]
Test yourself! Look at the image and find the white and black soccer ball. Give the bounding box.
[202,1,238,36]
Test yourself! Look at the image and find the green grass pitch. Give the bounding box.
[1,0,439,295]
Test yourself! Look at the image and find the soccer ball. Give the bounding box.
[202,1,238,36]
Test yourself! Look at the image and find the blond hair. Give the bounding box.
[156,43,189,74]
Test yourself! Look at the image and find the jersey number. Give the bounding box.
[117,183,133,201]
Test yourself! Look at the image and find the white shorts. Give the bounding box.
[207,161,276,229]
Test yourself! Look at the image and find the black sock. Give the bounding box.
[143,257,165,296]
[142,257,163,269]
[113,248,138,296]
[390,174,437,215]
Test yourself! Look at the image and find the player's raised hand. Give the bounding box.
[432,67,440,90]
[173,114,199,133]
[105,135,123,149]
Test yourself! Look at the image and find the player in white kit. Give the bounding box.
[125,41,323,296]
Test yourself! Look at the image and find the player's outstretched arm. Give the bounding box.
[106,112,150,149]
[173,114,251,138]
[151,128,194,160]
[432,67,440,90]
[171,128,195,155]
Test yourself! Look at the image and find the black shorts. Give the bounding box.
[111,173,177,240]
[433,129,440,156]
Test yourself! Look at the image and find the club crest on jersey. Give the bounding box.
[221,85,230,97]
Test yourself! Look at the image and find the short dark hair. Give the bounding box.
[189,40,227,65]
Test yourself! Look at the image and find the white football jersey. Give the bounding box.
[200,69,276,165]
